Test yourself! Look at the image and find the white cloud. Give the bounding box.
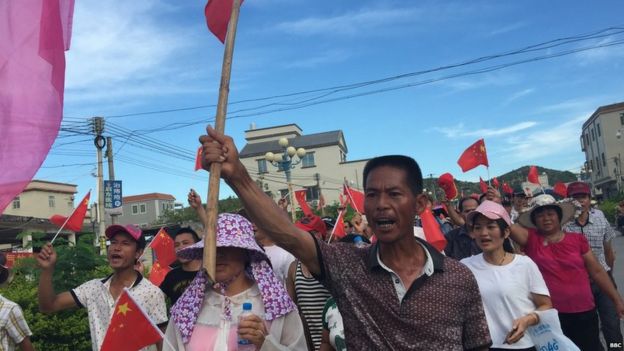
[502,115,587,162]
[274,7,421,36]
[64,1,207,104]
[284,50,350,69]
[488,22,527,36]
[574,37,624,66]
[501,88,534,106]
[434,121,538,138]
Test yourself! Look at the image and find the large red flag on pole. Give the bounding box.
[100,289,163,351]
[50,191,91,232]
[457,139,489,172]
[420,208,447,252]
[205,0,244,43]
[294,190,313,216]
[148,261,171,286]
[0,0,75,214]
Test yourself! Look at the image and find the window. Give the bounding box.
[602,153,606,167]
[596,157,601,175]
[340,150,346,163]
[12,197,20,209]
[620,112,624,125]
[591,129,595,141]
[48,195,55,208]
[131,204,139,215]
[590,159,594,172]
[306,186,320,201]
[301,153,315,168]
[139,203,146,214]
[597,123,601,137]
[257,159,268,174]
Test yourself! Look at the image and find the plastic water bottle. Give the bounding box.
[353,235,368,248]
[238,302,255,350]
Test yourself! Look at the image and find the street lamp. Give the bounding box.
[265,138,306,222]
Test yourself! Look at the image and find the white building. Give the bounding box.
[239,124,370,208]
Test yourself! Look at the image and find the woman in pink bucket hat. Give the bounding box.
[163,213,306,350]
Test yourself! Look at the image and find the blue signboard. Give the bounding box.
[104,180,123,214]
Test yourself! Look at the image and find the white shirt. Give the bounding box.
[71,273,168,351]
[163,284,307,351]
[461,254,550,349]
[263,245,295,285]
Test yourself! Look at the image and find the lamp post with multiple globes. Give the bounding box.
[265,137,306,222]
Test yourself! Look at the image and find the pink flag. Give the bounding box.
[0,0,75,213]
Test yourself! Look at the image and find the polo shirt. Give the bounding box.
[563,208,616,272]
[71,272,168,351]
[313,236,492,350]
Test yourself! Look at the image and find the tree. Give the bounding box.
[1,233,110,350]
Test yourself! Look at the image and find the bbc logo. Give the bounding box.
[610,342,623,350]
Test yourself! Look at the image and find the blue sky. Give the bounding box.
[38,0,624,205]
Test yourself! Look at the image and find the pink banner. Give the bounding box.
[0,0,74,213]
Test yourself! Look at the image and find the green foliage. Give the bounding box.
[0,234,110,351]
[598,192,624,223]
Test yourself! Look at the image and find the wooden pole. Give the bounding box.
[203,0,242,281]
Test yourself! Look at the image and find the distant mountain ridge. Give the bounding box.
[424,166,578,198]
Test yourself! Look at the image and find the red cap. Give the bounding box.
[105,224,142,241]
[567,181,590,197]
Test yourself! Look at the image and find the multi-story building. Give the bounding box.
[239,124,370,208]
[580,101,624,198]
[1,180,84,248]
[113,193,176,227]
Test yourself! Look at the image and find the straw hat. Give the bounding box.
[517,194,577,229]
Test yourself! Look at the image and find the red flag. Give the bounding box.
[553,182,568,198]
[330,210,346,240]
[437,173,458,200]
[528,166,540,184]
[150,228,176,267]
[457,139,489,172]
[204,0,243,43]
[492,177,500,189]
[194,146,203,171]
[502,182,513,195]
[100,288,163,351]
[294,190,313,216]
[343,184,365,214]
[148,261,171,286]
[50,191,90,232]
[420,208,447,252]
[479,177,488,194]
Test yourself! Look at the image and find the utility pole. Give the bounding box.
[106,136,117,225]
[315,173,325,216]
[92,117,107,255]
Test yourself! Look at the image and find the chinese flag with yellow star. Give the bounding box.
[457,139,489,172]
[50,191,90,232]
[150,228,176,267]
[100,288,163,351]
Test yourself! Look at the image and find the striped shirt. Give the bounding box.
[0,294,32,351]
[563,208,616,272]
[294,261,331,351]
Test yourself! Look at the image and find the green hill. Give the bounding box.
[423,166,578,199]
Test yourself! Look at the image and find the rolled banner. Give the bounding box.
[437,173,458,200]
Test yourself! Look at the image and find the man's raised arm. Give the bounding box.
[199,126,320,274]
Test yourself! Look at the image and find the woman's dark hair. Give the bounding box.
[363,155,423,195]
[174,227,201,243]
[471,213,510,238]
[530,205,562,226]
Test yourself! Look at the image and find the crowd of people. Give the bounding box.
[0,126,622,350]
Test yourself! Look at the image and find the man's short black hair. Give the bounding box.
[363,155,423,195]
[458,197,478,212]
[174,227,200,243]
